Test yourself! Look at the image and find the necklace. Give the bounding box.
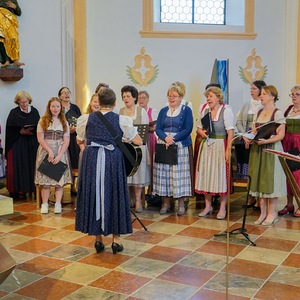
[124,106,135,116]
[292,107,300,113]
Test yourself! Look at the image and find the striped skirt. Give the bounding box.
[195,138,228,196]
[153,141,192,198]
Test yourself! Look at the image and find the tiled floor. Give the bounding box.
[0,187,300,300]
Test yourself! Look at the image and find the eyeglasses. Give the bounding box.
[61,91,71,95]
[289,93,300,98]
[250,87,258,91]
[168,95,179,99]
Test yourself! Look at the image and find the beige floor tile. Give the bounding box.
[269,265,300,287]
[236,247,289,265]
[64,286,127,300]
[34,215,75,228]
[0,232,32,247]
[39,228,84,243]
[49,262,110,285]
[262,227,300,241]
[158,235,208,250]
[204,272,264,299]
[179,251,229,271]
[116,256,173,278]
[132,279,198,300]
[146,221,187,234]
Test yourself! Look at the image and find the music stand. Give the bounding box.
[134,124,149,145]
[263,149,300,208]
[213,134,257,246]
[131,210,148,231]
[214,175,256,246]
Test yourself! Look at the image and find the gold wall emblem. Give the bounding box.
[126,47,159,86]
[239,48,267,84]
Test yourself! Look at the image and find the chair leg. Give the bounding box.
[36,185,41,208]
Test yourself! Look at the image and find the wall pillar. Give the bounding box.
[74,0,87,111]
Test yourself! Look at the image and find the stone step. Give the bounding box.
[0,194,14,216]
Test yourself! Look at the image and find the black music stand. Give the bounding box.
[214,175,256,246]
[134,124,149,145]
[131,210,148,231]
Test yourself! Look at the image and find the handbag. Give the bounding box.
[154,144,178,165]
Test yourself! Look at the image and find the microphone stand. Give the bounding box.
[214,133,256,246]
[220,118,286,245]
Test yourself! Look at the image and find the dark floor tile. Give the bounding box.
[190,289,250,300]
[160,214,199,225]
[125,230,171,244]
[60,210,76,219]
[254,281,300,299]
[228,222,268,235]
[78,252,132,269]
[138,245,190,263]
[12,238,62,254]
[176,226,220,239]
[132,218,154,230]
[10,224,55,237]
[13,203,38,213]
[0,291,8,298]
[15,277,81,300]
[197,240,246,257]
[89,270,150,294]
[274,218,300,230]
[225,258,277,279]
[158,264,216,287]
[9,213,46,224]
[282,253,300,268]
[16,256,71,275]
[255,236,298,252]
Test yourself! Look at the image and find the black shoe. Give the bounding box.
[242,199,256,209]
[253,205,261,211]
[94,241,105,253]
[111,242,123,254]
[18,193,27,200]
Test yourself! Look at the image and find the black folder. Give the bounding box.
[253,123,280,140]
[201,112,213,134]
[37,155,68,182]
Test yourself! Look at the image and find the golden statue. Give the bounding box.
[0,0,24,66]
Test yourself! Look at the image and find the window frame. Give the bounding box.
[140,0,256,40]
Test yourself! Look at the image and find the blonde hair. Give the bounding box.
[14,91,33,105]
[171,81,186,97]
[167,85,184,98]
[291,85,300,92]
[86,93,99,114]
[39,97,68,132]
[204,87,224,104]
[262,85,279,102]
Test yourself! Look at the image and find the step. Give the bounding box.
[0,194,14,216]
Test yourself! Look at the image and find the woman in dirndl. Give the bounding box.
[195,87,235,220]
[35,97,72,214]
[244,85,286,226]
[153,84,193,216]
[119,85,151,213]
